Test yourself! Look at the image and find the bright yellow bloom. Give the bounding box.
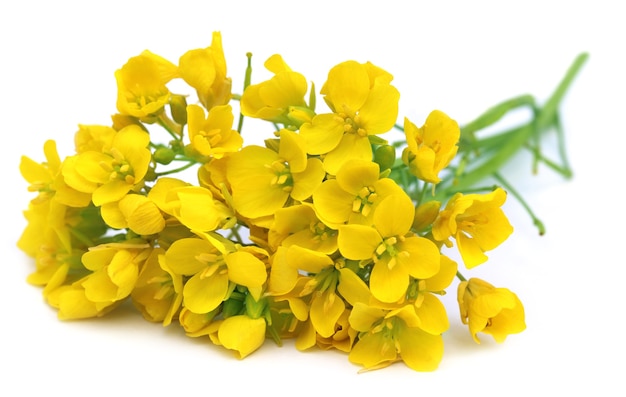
[267,203,337,254]
[149,177,234,232]
[115,50,178,119]
[80,242,151,305]
[47,282,120,320]
[178,31,231,110]
[300,60,400,174]
[402,111,460,184]
[348,302,444,372]
[269,246,343,338]
[131,248,183,325]
[227,129,325,220]
[186,104,242,158]
[101,193,165,235]
[338,193,440,303]
[457,278,526,343]
[312,159,405,228]
[210,315,267,359]
[74,124,117,154]
[20,140,91,207]
[240,54,312,127]
[432,187,513,268]
[62,125,152,206]
[163,232,267,314]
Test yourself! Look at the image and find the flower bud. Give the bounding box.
[457,278,526,343]
[413,200,441,232]
[154,147,176,165]
[170,94,188,125]
[374,144,396,171]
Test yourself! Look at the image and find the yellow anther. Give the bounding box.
[195,252,219,264]
[125,175,135,184]
[384,237,397,246]
[352,198,362,212]
[119,164,130,173]
[358,186,370,199]
[276,174,289,185]
[361,204,371,217]
[110,147,125,162]
[357,128,367,137]
[153,285,172,300]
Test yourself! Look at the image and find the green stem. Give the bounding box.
[236,52,253,134]
[456,271,467,282]
[493,172,546,235]
[154,161,197,177]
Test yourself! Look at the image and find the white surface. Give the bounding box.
[2,1,624,395]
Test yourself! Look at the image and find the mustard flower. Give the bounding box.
[80,242,151,305]
[240,54,312,127]
[312,159,405,228]
[47,283,120,320]
[148,178,234,232]
[178,31,231,110]
[62,125,151,206]
[186,104,243,158]
[227,129,325,220]
[20,140,91,207]
[457,278,526,343]
[268,245,344,338]
[115,50,178,120]
[300,60,399,174]
[209,314,267,359]
[338,193,440,303]
[348,302,444,372]
[101,193,165,235]
[131,248,183,325]
[402,111,460,184]
[74,124,117,154]
[18,201,80,286]
[432,187,513,268]
[162,232,267,314]
[267,203,337,254]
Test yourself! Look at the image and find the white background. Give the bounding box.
[1,1,624,395]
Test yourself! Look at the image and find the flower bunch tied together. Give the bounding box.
[18,32,587,372]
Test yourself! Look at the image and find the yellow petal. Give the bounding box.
[218,316,266,359]
[183,272,229,314]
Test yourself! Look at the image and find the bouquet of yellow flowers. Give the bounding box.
[17,32,586,372]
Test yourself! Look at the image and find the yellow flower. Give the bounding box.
[432,187,513,268]
[20,140,91,207]
[80,243,151,304]
[47,283,120,320]
[227,129,325,220]
[149,178,234,232]
[211,315,267,359]
[312,158,405,228]
[240,54,312,127]
[348,302,444,372]
[130,248,183,325]
[74,124,117,154]
[62,125,152,206]
[186,104,242,158]
[115,50,178,120]
[457,278,526,343]
[402,111,460,184]
[267,203,337,254]
[338,193,440,303]
[300,60,399,174]
[163,232,267,314]
[101,193,165,235]
[178,31,231,110]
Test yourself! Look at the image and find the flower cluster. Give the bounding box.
[19,32,585,371]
